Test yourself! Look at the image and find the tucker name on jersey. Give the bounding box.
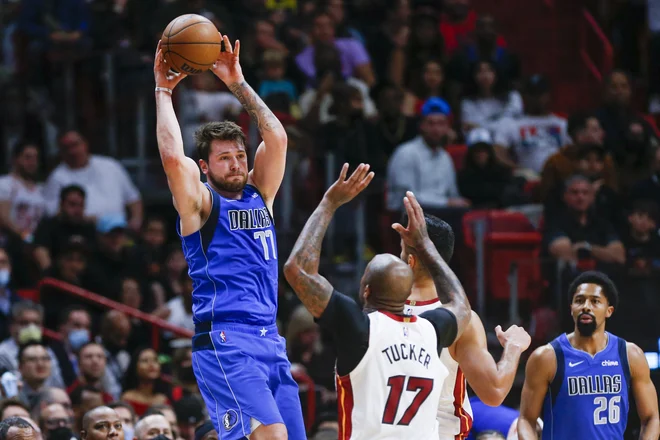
[382,343,433,369]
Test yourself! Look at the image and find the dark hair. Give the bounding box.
[369,81,401,103]
[58,305,89,327]
[194,121,246,162]
[107,402,137,423]
[463,59,508,101]
[604,69,632,88]
[568,271,619,310]
[59,185,85,204]
[70,385,102,406]
[0,399,29,421]
[630,199,659,222]
[563,174,591,192]
[122,347,171,397]
[11,141,38,160]
[401,212,455,262]
[141,405,168,419]
[0,417,32,440]
[17,341,48,366]
[567,112,596,140]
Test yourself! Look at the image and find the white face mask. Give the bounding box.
[0,269,10,287]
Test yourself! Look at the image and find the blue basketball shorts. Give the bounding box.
[192,321,306,440]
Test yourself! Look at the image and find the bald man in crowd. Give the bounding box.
[81,407,123,440]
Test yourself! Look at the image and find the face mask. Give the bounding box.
[47,427,76,440]
[18,324,42,344]
[0,269,10,287]
[123,426,135,440]
[68,329,90,351]
[152,434,172,440]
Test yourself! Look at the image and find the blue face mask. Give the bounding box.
[123,426,134,440]
[0,269,10,287]
[68,329,90,351]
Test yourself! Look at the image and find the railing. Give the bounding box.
[39,278,193,350]
[580,8,613,82]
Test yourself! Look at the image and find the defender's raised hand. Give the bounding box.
[211,34,244,85]
[392,191,430,251]
[323,163,374,209]
[154,40,187,90]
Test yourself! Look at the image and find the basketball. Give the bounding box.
[161,14,222,75]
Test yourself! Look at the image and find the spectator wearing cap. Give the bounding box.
[493,74,570,176]
[387,98,470,211]
[193,422,215,440]
[458,129,517,208]
[173,397,205,440]
[33,185,96,272]
[43,129,142,232]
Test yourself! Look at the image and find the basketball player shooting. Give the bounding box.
[153,36,305,440]
[517,271,659,439]
[401,214,532,439]
[284,171,472,440]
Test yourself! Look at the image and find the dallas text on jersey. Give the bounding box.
[228,207,272,231]
[381,343,432,369]
[567,374,622,396]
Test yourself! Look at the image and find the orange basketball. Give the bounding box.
[161,14,222,75]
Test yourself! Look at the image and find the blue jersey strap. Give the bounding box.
[617,337,631,389]
[200,185,221,253]
[549,339,565,406]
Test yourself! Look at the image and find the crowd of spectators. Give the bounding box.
[0,0,659,438]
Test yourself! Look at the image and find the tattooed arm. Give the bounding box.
[211,35,287,209]
[284,164,375,318]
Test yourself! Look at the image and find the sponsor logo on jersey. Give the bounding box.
[222,409,238,431]
[567,374,622,396]
[602,360,619,367]
[568,361,584,367]
[228,208,272,231]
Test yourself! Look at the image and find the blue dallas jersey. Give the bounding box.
[178,183,278,326]
[542,332,631,440]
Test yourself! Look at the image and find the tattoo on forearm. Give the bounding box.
[227,81,281,134]
[418,245,470,321]
[285,202,335,316]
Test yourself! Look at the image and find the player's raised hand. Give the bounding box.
[392,191,430,251]
[323,163,374,209]
[154,41,187,90]
[211,34,244,85]
[495,324,532,351]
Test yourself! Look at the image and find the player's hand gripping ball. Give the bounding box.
[161,14,222,75]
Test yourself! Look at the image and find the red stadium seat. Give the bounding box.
[446,144,468,172]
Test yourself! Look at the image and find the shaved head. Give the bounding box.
[82,407,114,433]
[360,254,413,309]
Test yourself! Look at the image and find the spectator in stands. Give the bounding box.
[50,306,92,387]
[631,146,660,207]
[17,342,53,409]
[148,247,187,314]
[173,397,205,440]
[121,348,171,417]
[33,185,96,272]
[439,0,507,57]
[544,175,625,269]
[622,200,660,277]
[0,248,21,341]
[38,403,72,440]
[403,58,447,117]
[43,130,143,231]
[447,14,519,93]
[0,401,29,421]
[134,217,168,281]
[170,346,197,397]
[192,422,214,440]
[0,416,38,440]
[143,406,178,440]
[0,142,45,242]
[458,128,518,208]
[71,386,105,434]
[257,50,297,105]
[107,403,135,440]
[299,43,375,131]
[79,406,123,440]
[365,0,411,85]
[325,0,364,42]
[595,69,658,151]
[67,343,115,403]
[97,311,131,401]
[296,11,374,87]
[0,303,64,389]
[399,13,444,95]
[387,97,469,211]
[153,272,193,335]
[34,388,74,421]
[612,120,658,195]
[460,60,523,132]
[134,414,171,440]
[493,74,570,176]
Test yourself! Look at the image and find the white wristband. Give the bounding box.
[155,87,172,94]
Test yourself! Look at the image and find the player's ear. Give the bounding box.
[407,254,415,269]
[199,158,208,175]
[606,305,614,319]
[364,285,370,300]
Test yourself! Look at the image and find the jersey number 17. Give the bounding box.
[382,376,434,426]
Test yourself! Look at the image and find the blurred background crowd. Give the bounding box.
[0,0,659,438]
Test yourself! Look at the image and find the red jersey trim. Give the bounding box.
[405,298,441,306]
[453,368,473,439]
[336,374,354,440]
[380,310,418,322]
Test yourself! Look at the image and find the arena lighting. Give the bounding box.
[644,339,660,370]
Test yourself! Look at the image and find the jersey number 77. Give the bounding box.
[382,376,434,425]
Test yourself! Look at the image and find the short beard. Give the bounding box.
[576,313,597,337]
[208,172,247,193]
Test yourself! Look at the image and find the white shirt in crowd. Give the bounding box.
[298,77,376,124]
[0,175,46,236]
[386,136,461,211]
[493,114,570,174]
[165,297,194,334]
[460,91,524,131]
[43,155,141,219]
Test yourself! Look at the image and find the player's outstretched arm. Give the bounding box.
[393,191,471,338]
[628,342,660,440]
[454,313,531,406]
[153,42,207,222]
[284,164,374,318]
[518,345,555,440]
[210,35,287,206]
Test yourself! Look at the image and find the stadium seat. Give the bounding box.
[446,144,468,172]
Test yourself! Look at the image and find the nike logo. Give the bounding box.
[569,361,584,367]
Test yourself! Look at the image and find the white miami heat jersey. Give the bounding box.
[405,299,474,440]
[336,311,449,440]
